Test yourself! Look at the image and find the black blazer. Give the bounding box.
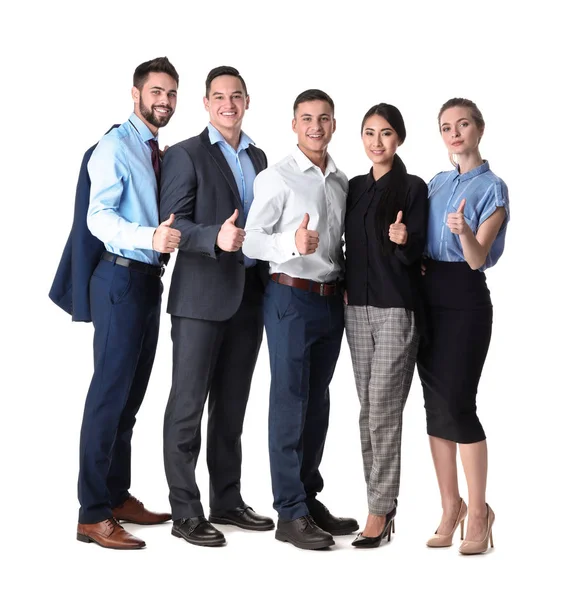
[48,126,119,322]
[160,129,268,321]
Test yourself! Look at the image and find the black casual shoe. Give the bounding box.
[275,515,335,550]
[306,499,359,536]
[171,517,226,547]
[209,506,275,531]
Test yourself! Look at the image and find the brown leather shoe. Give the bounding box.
[112,495,171,525]
[77,518,146,549]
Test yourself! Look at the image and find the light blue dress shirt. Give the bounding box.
[425,161,509,270]
[87,112,160,265]
[207,123,257,267]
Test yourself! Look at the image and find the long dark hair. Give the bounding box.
[361,103,409,255]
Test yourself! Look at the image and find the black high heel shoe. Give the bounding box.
[351,506,396,548]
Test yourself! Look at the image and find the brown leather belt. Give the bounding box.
[270,273,339,296]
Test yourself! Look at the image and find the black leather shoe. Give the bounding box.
[171,516,226,547]
[275,515,335,550]
[306,499,359,536]
[352,506,396,548]
[209,506,274,531]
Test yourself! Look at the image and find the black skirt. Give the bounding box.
[417,260,492,443]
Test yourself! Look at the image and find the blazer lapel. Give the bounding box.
[247,144,266,175]
[347,172,373,212]
[199,129,244,212]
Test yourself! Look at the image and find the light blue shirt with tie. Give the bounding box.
[87,112,161,265]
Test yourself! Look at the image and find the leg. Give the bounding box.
[459,440,489,540]
[363,308,417,535]
[302,294,344,501]
[344,305,375,489]
[78,263,157,524]
[264,282,311,521]
[207,269,264,511]
[107,286,161,507]
[429,435,463,534]
[163,315,224,520]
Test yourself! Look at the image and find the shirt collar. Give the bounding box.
[207,123,254,152]
[128,112,157,143]
[456,160,490,182]
[366,167,393,192]
[292,145,337,174]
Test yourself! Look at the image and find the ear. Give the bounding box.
[332,118,337,133]
[132,86,140,104]
[292,118,297,134]
[245,95,250,110]
[203,96,210,112]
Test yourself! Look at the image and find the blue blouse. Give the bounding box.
[425,161,509,270]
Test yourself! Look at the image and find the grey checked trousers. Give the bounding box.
[345,305,418,515]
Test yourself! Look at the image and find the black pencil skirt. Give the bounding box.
[417,260,493,443]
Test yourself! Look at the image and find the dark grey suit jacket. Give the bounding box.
[160,128,268,321]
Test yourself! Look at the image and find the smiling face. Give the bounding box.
[362,113,401,170]
[439,106,483,156]
[133,71,177,134]
[204,75,249,137]
[292,100,335,159]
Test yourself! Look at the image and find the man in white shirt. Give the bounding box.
[244,89,358,550]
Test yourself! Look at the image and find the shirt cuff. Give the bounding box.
[279,231,301,260]
[134,226,157,251]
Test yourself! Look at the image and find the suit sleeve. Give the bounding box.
[394,178,429,266]
[160,144,221,258]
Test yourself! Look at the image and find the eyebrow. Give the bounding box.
[441,118,469,126]
[364,127,393,133]
[212,90,243,96]
[300,113,331,118]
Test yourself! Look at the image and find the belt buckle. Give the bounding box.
[319,283,325,296]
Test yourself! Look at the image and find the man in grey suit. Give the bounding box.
[160,66,273,547]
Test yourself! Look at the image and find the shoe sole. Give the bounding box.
[171,528,226,547]
[76,533,145,549]
[114,518,171,525]
[209,516,275,531]
[325,527,359,536]
[275,530,335,550]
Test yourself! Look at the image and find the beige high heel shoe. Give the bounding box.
[426,498,468,548]
[459,504,495,555]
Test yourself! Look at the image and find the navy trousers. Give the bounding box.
[264,280,344,521]
[78,259,162,524]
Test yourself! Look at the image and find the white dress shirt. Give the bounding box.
[243,146,348,282]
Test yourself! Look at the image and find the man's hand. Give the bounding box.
[153,214,181,253]
[295,213,319,255]
[447,199,470,235]
[389,210,408,245]
[217,209,245,252]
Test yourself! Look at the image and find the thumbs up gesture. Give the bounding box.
[153,213,182,253]
[388,210,408,245]
[217,208,246,252]
[447,198,470,235]
[295,213,319,255]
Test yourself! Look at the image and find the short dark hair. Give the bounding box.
[438,97,485,133]
[205,66,248,98]
[293,89,334,115]
[361,103,406,143]
[133,57,179,90]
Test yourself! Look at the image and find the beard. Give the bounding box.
[139,96,174,128]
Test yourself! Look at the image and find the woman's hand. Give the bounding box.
[389,210,408,245]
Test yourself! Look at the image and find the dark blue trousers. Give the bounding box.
[264,280,344,521]
[78,259,162,524]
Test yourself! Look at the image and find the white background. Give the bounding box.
[2,1,562,598]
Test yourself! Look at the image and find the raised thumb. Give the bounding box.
[395,210,403,224]
[300,213,310,229]
[457,199,466,214]
[162,213,175,227]
[227,209,239,224]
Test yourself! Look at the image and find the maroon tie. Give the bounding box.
[148,139,161,186]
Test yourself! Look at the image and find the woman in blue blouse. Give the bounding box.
[417,98,509,555]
